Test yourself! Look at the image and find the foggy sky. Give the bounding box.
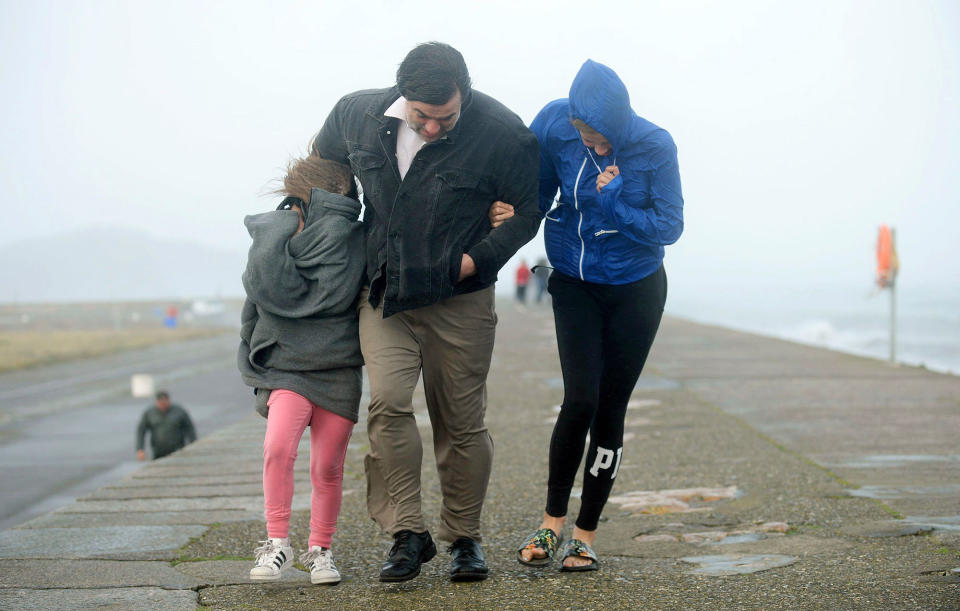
[1,0,958,302]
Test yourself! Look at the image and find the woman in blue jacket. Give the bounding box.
[496,60,683,571]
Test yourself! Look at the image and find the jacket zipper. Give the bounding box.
[594,229,619,236]
[573,157,588,281]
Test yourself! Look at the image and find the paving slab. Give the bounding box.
[0,559,198,589]
[81,482,265,500]
[0,587,197,610]
[15,509,260,529]
[680,553,799,576]
[130,464,264,478]
[0,525,206,560]
[106,473,269,487]
[52,495,292,514]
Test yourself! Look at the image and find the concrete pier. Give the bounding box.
[1,306,957,609]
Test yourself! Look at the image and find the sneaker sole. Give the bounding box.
[311,574,342,585]
[249,560,291,581]
[249,573,283,581]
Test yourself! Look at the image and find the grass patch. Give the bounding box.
[0,327,229,372]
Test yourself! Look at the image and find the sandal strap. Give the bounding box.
[518,528,560,556]
[560,538,598,563]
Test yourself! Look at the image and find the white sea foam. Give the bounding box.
[667,288,960,375]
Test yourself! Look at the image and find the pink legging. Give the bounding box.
[263,389,354,548]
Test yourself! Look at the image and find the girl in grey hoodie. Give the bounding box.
[238,153,365,585]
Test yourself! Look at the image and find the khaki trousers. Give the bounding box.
[359,286,496,542]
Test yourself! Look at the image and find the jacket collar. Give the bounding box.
[369,86,472,146]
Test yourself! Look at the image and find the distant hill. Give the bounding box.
[0,226,246,303]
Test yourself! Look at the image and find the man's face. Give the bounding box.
[405,90,462,143]
[156,397,171,411]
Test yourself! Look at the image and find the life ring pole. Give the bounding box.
[888,228,896,363]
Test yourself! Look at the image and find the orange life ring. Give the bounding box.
[876,225,898,288]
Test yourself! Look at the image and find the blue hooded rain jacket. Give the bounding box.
[530,60,684,284]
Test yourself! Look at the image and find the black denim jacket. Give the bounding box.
[312,86,541,317]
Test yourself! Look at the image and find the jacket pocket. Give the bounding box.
[436,170,485,295]
[437,170,483,218]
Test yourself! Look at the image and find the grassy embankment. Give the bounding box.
[0,328,229,372]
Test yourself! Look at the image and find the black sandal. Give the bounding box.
[516,528,560,566]
[558,538,599,572]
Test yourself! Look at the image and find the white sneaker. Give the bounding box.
[249,538,293,580]
[300,546,341,585]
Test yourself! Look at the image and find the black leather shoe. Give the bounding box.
[448,537,489,582]
[379,530,437,583]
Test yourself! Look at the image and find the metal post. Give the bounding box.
[889,228,896,363]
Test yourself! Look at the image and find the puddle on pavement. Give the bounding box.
[918,567,960,584]
[830,454,960,468]
[712,533,767,545]
[635,521,788,545]
[902,515,960,532]
[845,516,960,538]
[846,484,960,499]
[608,486,740,514]
[634,376,681,390]
[681,554,798,576]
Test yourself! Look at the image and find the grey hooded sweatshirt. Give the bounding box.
[238,188,365,422]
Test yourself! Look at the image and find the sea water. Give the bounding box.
[667,283,960,375]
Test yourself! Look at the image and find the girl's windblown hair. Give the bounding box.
[276,152,357,202]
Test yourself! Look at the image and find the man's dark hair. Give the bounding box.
[156,391,169,400]
[396,42,471,105]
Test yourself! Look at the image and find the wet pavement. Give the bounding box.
[1,307,958,609]
[0,334,252,529]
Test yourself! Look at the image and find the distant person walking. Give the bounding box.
[515,260,530,304]
[491,60,683,571]
[136,391,196,461]
[533,256,550,304]
[238,153,365,585]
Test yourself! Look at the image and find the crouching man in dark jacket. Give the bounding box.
[136,391,196,460]
[312,42,541,583]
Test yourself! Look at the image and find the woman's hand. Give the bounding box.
[488,200,515,228]
[596,165,620,192]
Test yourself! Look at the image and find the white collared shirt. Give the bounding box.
[384,96,426,180]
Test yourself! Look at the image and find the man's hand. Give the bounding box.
[488,201,515,228]
[596,165,620,192]
[137,450,146,461]
[458,254,476,281]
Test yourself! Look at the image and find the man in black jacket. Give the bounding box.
[313,42,540,583]
[135,391,196,460]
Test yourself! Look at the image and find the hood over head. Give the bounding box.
[308,187,361,221]
[568,60,634,154]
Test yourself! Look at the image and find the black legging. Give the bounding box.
[545,266,667,531]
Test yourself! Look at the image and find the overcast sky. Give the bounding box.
[1,0,958,302]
